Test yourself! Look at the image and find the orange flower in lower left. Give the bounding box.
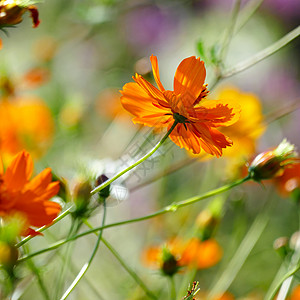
[0,150,61,236]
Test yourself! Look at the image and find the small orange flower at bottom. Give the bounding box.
[121,55,240,157]
[0,150,61,236]
[142,238,222,276]
[195,291,235,300]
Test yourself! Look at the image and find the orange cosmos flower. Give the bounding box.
[121,55,240,157]
[142,237,222,276]
[0,150,61,236]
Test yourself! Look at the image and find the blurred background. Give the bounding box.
[0,0,300,299]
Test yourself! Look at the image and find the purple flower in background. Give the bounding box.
[120,4,177,50]
[263,0,300,20]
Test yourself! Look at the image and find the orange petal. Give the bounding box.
[4,151,33,190]
[180,238,201,266]
[150,55,165,92]
[193,123,233,157]
[20,200,61,227]
[169,123,202,154]
[196,239,223,269]
[0,155,3,175]
[196,100,241,127]
[28,5,40,28]
[141,246,161,268]
[173,56,206,105]
[121,81,170,127]
[25,168,52,195]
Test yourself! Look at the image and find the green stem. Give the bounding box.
[46,231,106,300]
[16,206,73,248]
[54,219,80,300]
[266,263,300,300]
[207,198,271,299]
[83,220,157,300]
[270,209,300,300]
[222,25,300,78]
[234,0,264,34]
[60,201,107,300]
[23,245,50,300]
[18,176,251,263]
[91,121,178,195]
[169,276,176,300]
[219,0,241,62]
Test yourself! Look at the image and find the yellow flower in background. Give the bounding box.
[0,96,54,162]
[216,86,265,159]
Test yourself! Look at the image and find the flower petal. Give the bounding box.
[195,100,241,127]
[4,150,33,190]
[169,123,202,154]
[25,168,52,195]
[0,155,3,175]
[169,122,233,157]
[173,56,206,105]
[150,55,165,92]
[120,80,170,127]
[17,200,61,227]
[193,123,233,157]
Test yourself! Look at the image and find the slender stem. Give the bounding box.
[60,201,107,300]
[207,197,271,299]
[23,245,50,300]
[84,220,158,300]
[234,0,264,34]
[17,176,250,263]
[274,209,300,300]
[16,206,73,248]
[264,261,286,300]
[219,0,241,62]
[169,276,176,300]
[222,25,300,78]
[46,231,106,300]
[129,157,199,192]
[266,263,300,300]
[54,219,80,300]
[91,121,178,195]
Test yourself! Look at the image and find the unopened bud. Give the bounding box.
[290,231,300,250]
[95,174,110,200]
[248,139,298,181]
[72,180,92,218]
[0,242,18,268]
[196,210,219,240]
[273,237,289,258]
[161,247,180,277]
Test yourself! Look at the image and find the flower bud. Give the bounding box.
[273,237,290,258]
[95,174,110,201]
[0,241,18,268]
[72,180,92,218]
[290,231,300,250]
[248,139,298,181]
[196,210,220,240]
[161,247,180,276]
